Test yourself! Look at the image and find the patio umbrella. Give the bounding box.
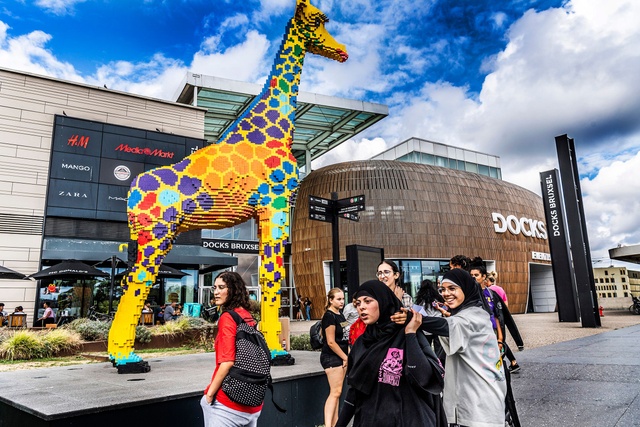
[29,259,110,280]
[0,265,30,280]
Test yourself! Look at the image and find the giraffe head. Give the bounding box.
[294,0,348,62]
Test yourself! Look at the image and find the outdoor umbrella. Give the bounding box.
[29,259,110,280]
[0,265,30,280]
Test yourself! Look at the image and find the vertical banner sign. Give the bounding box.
[555,134,600,327]
[540,169,579,322]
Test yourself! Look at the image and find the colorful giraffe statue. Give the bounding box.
[108,0,348,372]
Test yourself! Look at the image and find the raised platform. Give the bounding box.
[0,351,328,427]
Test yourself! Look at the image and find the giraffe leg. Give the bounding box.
[258,209,288,353]
[108,231,174,373]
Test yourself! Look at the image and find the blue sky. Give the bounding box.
[1,0,639,263]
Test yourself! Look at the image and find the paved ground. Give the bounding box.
[3,310,640,426]
[289,309,640,349]
[511,323,640,426]
[291,310,640,427]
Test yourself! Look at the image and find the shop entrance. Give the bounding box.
[527,263,555,313]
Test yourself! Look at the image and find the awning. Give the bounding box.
[42,238,237,270]
[609,244,640,265]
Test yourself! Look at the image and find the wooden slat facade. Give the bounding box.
[291,160,551,318]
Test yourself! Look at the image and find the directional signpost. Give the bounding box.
[308,194,366,287]
[308,196,333,223]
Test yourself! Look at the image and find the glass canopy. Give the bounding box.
[174,73,389,168]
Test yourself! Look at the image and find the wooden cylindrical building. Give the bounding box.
[291,160,551,319]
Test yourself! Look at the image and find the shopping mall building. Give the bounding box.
[0,67,551,323]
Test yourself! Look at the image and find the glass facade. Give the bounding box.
[35,267,200,323]
[201,219,297,319]
[393,259,451,298]
[331,259,451,300]
[372,138,502,180]
[203,219,257,241]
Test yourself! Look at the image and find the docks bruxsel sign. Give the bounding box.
[491,212,548,240]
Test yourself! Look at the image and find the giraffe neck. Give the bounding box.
[217,19,305,145]
[265,19,306,115]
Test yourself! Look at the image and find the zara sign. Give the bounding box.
[491,212,548,240]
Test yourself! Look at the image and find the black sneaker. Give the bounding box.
[509,363,521,373]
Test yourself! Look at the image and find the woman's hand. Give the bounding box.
[435,303,450,317]
[205,391,215,405]
[390,308,408,325]
[405,309,422,334]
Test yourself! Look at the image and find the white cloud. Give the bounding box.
[1,0,639,260]
[35,0,86,15]
[190,30,271,85]
[84,54,187,100]
[311,0,640,256]
[0,21,83,82]
[313,137,388,169]
[582,151,640,258]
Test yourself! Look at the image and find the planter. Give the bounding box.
[67,327,218,357]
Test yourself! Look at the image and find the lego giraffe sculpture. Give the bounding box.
[108,0,348,372]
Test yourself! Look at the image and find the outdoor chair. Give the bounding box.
[140,312,154,326]
[8,313,27,328]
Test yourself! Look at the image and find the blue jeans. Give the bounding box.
[306,306,311,320]
[200,396,261,427]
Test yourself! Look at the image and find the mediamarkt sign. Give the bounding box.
[492,212,547,240]
[115,143,175,159]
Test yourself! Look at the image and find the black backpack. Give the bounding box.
[309,320,323,350]
[220,310,286,412]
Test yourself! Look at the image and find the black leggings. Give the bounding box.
[503,342,516,364]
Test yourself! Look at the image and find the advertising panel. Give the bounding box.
[47,115,207,221]
[540,169,579,322]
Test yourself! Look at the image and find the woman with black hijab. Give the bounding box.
[342,280,446,427]
[396,269,507,427]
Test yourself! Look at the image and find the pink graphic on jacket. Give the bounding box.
[378,348,404,386]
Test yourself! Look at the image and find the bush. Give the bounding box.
[41,329,82,355]
[70,319,111,341]
[152,317,191,336]
[0,328,12,345]
[248,300,261,323]
[0,330,45,360]
[290,333,313,351]
[135,325,152,343]
[183,316,209,329]
[0,329,84,361]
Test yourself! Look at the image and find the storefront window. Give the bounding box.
[134,269,198,315]
[382,259,451,299]
[203,219,257,240]
[37,276,113,320]
[37,268,199,323]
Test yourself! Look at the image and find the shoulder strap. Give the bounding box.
[224,309,244,325]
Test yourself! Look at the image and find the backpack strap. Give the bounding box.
[224,309,246,326]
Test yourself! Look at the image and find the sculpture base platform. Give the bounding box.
[0,351,326,427]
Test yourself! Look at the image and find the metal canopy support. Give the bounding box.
[174,73,388,165]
